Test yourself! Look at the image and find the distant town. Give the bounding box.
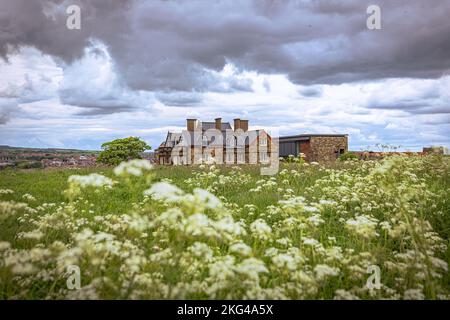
[0,145,156,170]
[0,142,448,171]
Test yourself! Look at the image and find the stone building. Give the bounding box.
[279,134,348,162]
[155,118,273,165]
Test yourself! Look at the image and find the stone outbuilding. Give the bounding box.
[279,134,348,162]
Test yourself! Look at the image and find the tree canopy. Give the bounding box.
[97,137,151,166]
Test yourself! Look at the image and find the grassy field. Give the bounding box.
[0,156,449,299]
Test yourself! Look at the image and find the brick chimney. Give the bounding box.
[215,118,222,130]
[234,118,241,131]
[240,119,248,132]
[187,118,197,131]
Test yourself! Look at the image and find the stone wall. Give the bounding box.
[299,141,311,159]
[309,136,348,162]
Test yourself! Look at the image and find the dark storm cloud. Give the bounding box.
[1,0,450,91]
[0,0,132,62]
[299,86,323,98]
[59,88,138,115]
[0,98,16,124]
[0,114,8,124]
[75,105,132,116]
[155,91,203,107]
[367,99,450,115]
[0,106,11,123]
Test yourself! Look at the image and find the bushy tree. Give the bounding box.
[97,137,151,166]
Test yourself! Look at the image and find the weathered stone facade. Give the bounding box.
[156,118,273,165]
[308,136,348,162]
[279,134,348,162]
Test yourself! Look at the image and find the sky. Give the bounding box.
[0,0,449,151]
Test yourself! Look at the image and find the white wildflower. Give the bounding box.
[235,258,268,281]
[19,230,44,240]
[229,242,252,257]
[308,214,325,226]
[144,182,185,202]
[250,219,272,241]
[272,254,297,271]
[403,289,425,300]
[114,159,153,177]
[314,264,340,281]
[0,241,11,251]
[346,215,379,239]
[22,193,36,202]
[302,237,319,247]
[68,173,114,188]
[193,188,222,209]
[0,189,14,195]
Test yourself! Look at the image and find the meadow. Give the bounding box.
[0,155,449,299]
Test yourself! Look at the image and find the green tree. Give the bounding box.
[97,137,151,166]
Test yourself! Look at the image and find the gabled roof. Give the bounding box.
[158,132,182,148]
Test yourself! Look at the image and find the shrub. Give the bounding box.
[97,137,151,166]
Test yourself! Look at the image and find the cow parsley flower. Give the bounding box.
[302,237,319,246]
[144,182,185,202]
[19,230,44,240]
[22,194,36,202]
[235,258,268,281]
[0,241,11,251]
[308,214,325,226]
[403,289,425,300]
[272,254,297,271]
[0,189,14,195]
[250,219,272,241]
[193,188,222,209]
[346,215,379,239]
[114,159,153,177]
[314,264,340,281]
[68,174,114,188]
[229,242,252,257]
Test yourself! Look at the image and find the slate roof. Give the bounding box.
[200,121,232,131]
[279,134,347,142]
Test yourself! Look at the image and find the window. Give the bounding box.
[260,152,268,163]
[227,136,235,147]
[260,138,267,146]
[202,135,208,146]
[237,153,245,163]
[226,152,234,163]
[202,153,210,162]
